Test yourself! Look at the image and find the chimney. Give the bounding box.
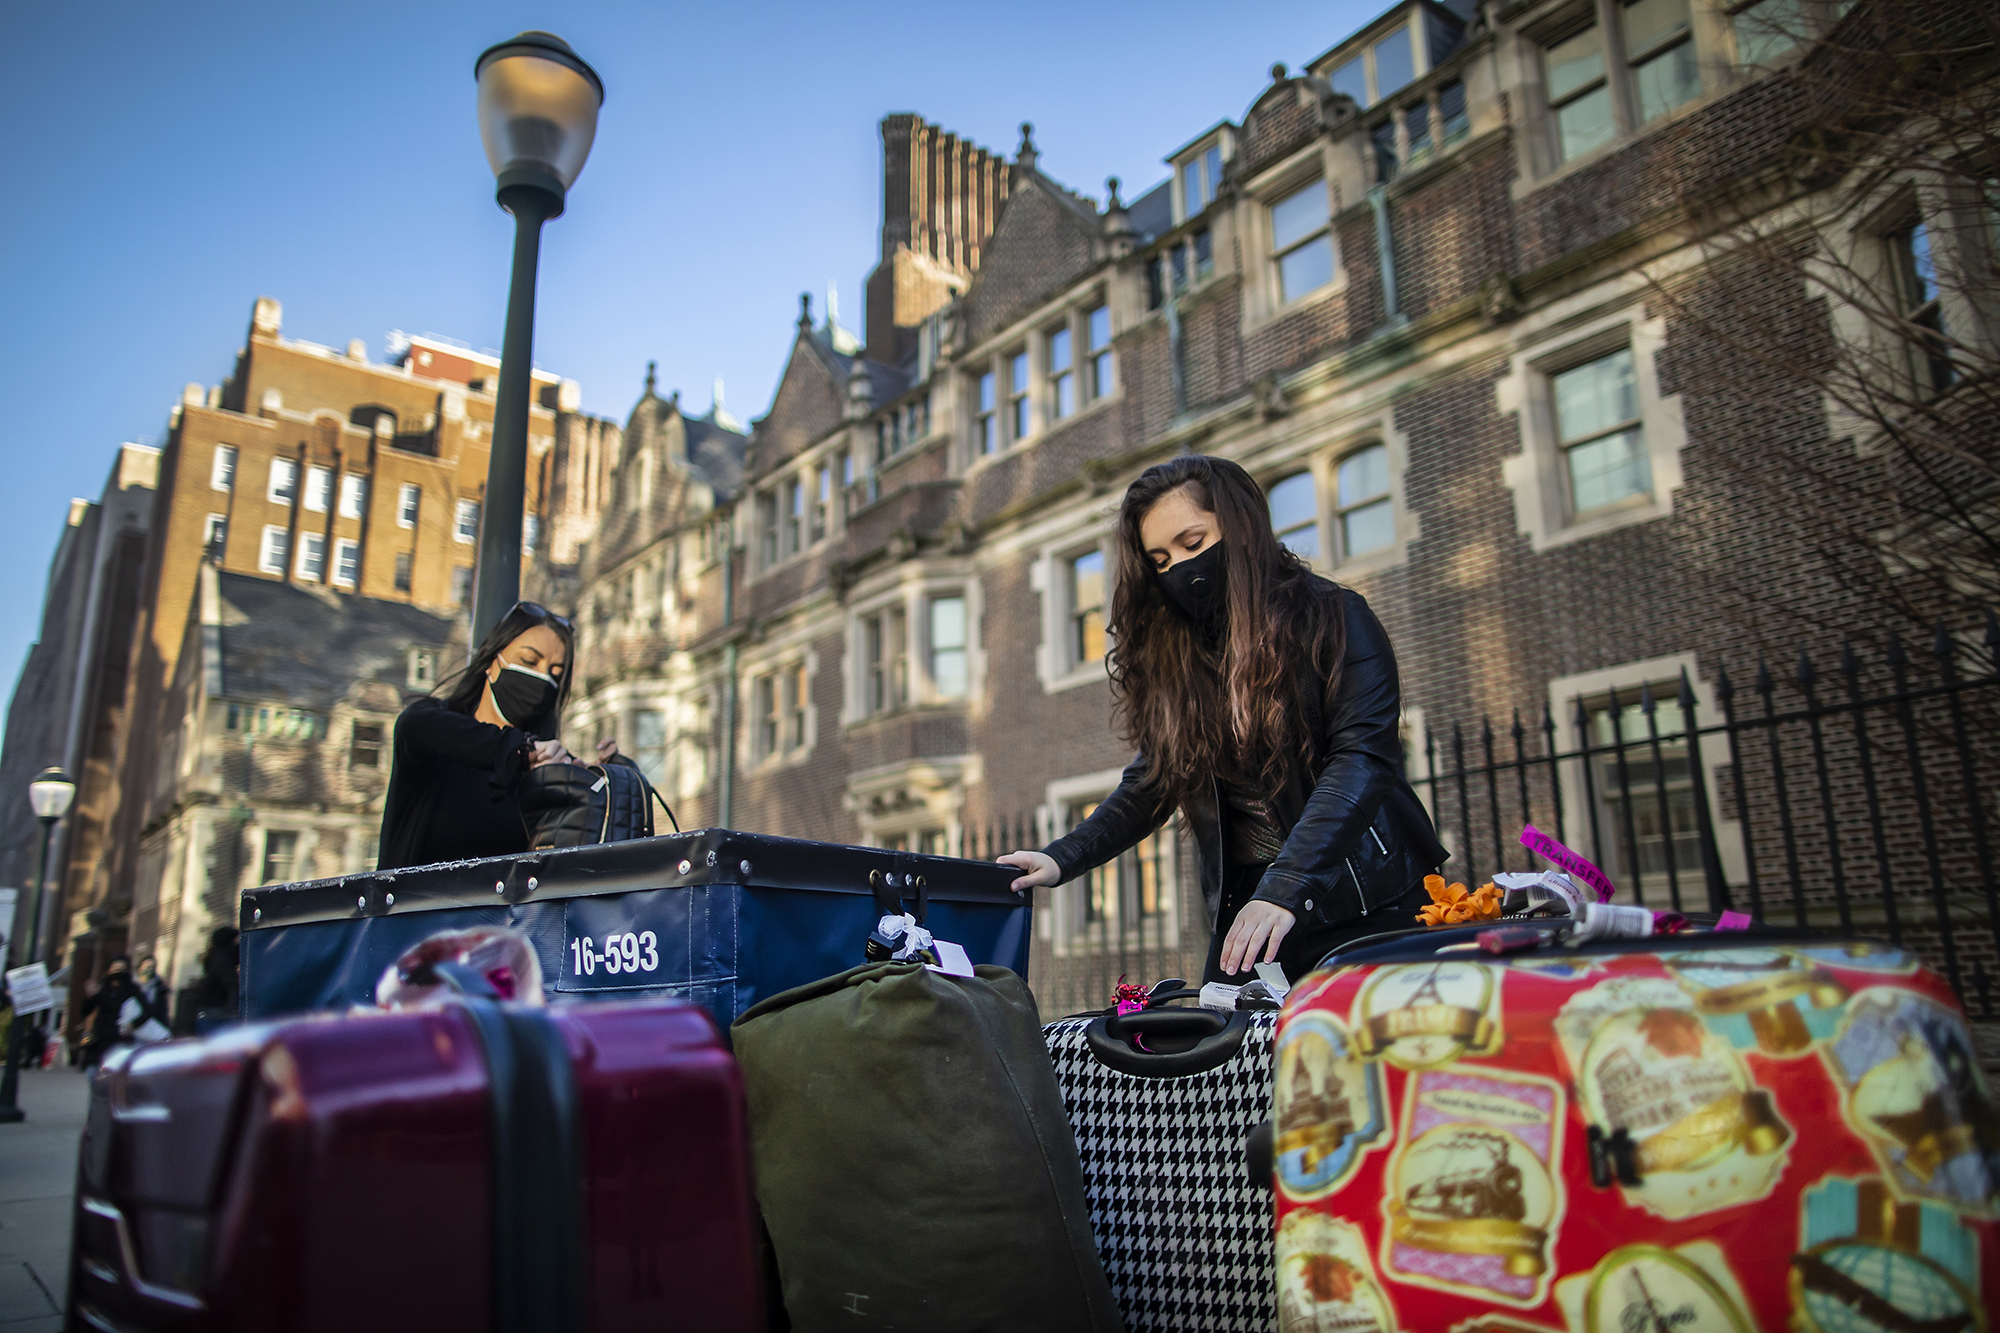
[252,297,282,337]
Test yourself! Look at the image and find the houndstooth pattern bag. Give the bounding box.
[1043,1013,1278,1333]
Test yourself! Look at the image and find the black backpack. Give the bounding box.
[516,758,678,849]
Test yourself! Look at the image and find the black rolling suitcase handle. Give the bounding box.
[1085,991,1251,1077]
[435,964,587,1333]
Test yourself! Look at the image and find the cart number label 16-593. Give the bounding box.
[570,931,660,977]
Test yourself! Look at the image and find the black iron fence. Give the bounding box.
[1413,613,2000,1019]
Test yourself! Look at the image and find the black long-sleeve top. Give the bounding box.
[377,697,533,871]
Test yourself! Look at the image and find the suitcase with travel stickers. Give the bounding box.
[1267,924,2000,1333]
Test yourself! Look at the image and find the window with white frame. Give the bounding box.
[1440,80,1470,145]
[1069,551,1106,666]
[394,551,413,592]
[755,673,778,759]
[259,525,290,575]
[292,528,324,580]
[1060,799,1171,952]
[1553,347,1651,514]
[758,489,779,566]
[1047,326,1075,423]
[1086,306,1115,400]
[204,514,228,557]
[1180,142,1224,219]
[812,462,832,542]
[784,477,804,557]
[523,514,539,557]
[1542,0,1703,168]
[339,474,367,519]
[783,662,808,750]
[634,710,668,786]
[332,538,360,587]
[1336,445,1394,560]
[454,500,479,544]
[397,483,420,529]
[929,595,968,700]
[268,458,298,505]
[211,445,237,492]
[864,604,908,715]
[1271,180,1335,304]
[1008,351,1032,441]
[1269,472,1319,560]
[1581,680,1704,893]
[261,830,299,885]
[1889,218,1955,396]
[976,371,998,455]
[303,466,333,513]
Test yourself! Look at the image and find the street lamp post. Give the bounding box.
[468,31,603,648]
[0,767,76,1124]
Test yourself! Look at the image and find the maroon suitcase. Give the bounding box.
[66,996,763,1332]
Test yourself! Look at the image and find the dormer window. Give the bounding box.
[1320,6,1462,108]
[1180,143,1223,220]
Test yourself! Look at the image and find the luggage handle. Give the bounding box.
[1084,1008,1250,1078]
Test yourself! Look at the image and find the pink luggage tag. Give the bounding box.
[1519,824,1618,903]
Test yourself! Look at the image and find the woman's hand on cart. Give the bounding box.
[1220,901,1296,976]
[996,851,1060,895]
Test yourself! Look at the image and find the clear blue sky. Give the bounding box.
[0,0,1379,691]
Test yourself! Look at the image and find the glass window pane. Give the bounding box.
[1406,104,1433,158]
[1278,522,1319,561]
[1733,0,1804,65]
[1374,26,1414,100]
[1337,445,1390,506]
[1553,349,1638,444]
[1054,375,1075,419]
[1568,425,1652,511]
[1374,121,1400,182]
[931,595,966,650]
[979,372,995,411]
[1071,550,1103,610]
[1183,165,1204,219]
[1331,56,1368,106]
[1049,327,1071,373]
[1279,238,1336,302]
[1011,352,1029,393]
[1624,0,1691,59]
[1087,306,1111,351]
[1268,472,1316,531]
[1440,81,1470,141]
[1556,85,1617,161]
[1632,39,1699,122]
[1271,181,1329,251]
[1202,146,1222,199]
[1546,24,1605,102]
[1341,498,1396,558]
[1904,222,1939,305]
[1193,229,1213,280]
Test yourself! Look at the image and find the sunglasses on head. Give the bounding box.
[513,601,575,635]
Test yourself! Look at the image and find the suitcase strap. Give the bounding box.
[454,994,588,1333]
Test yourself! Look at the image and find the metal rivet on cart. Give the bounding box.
[740,860,752,876]
[357,896,367,909]
[253,908,261,923]
[527,877,539,892]
[1304,899,1313,911]
[678,859,692,875]
[885,873,899,888]
[385,893,395,906]
[495,880,505,894]
[707,851,718,866]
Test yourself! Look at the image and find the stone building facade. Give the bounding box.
[559,0,1997,1012]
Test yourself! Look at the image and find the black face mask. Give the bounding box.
[1157,541,1227,631]
[489,663,559,731]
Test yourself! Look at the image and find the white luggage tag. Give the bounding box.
[1199,982,1241,1011]
[926,940,975,978]
[1252,961,1292,999]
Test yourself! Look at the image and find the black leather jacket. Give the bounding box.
[1043,585,1447,935]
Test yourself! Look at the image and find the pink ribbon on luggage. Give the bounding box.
[1519,825,1617,903]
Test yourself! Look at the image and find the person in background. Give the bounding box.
[179,927,240,1035]
[999,455,1446,983]
[120,958,171,1047]
[79,956,138,1069]
[377,602,580,870]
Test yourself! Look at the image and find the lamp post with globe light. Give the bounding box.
[0,767,76,1123]
[468,31,603,647]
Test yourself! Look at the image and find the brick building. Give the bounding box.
[2,297,620,1008]
[560,0,1997,1012]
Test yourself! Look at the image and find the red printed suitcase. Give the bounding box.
[66,994,763,1332]
[1268,926,2000,1332]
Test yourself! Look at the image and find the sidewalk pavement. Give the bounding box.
[0,1065,85,1332]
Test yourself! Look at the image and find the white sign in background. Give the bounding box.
[6,962,53,1016]
[0,887,16,961]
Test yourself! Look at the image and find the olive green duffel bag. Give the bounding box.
[731,961,1122,1333]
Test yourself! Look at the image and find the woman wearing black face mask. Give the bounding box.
[377,602,579,870]
[998,455,1447,983]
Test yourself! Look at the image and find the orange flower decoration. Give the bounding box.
[1416,874,1503,926]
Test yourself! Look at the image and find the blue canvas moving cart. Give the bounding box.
[240,828,1031,1034]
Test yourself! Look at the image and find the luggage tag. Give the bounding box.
[925,939,975,978]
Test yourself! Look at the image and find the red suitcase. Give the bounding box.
[67,995,763,1332]
[1269,926,2000,1332]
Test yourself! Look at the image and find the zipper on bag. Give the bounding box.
[1370,827,1389,856]
[1348,857,1368,915]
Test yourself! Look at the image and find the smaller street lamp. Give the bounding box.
[1,767,76,1123]
[469,32,603,647]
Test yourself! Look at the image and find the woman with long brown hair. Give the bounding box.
[999,455,1446,982]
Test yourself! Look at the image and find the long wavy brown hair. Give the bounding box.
[1107,455,1346,810]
